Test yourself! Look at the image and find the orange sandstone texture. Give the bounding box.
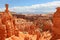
[5,31,52,40]
[1,4,15,38]
[51,7,60,40]
[0,19,6,40]
[0,4,52,40]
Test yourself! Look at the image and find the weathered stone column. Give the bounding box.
[51,7,60,40]
[1,4,15,38]
[5,4,9,13]
[0,19,6,40]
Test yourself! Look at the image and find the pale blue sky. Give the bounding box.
[0,0,58,7]
[0,0,60,13]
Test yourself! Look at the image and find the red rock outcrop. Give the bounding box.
[0,4,52,40]
[0,19,6,40]
[51,7,60,40]
[1,4,15,38]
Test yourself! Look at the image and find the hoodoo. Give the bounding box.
[51,7,60,40]
[1,4,15,38]
[5,4,9,13]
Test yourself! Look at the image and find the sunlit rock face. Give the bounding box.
[5,31,52,40]
[53,7,60,34]
[1,4,15,38]
[52,7,60,40]
[0,19,6,40]
[53,7,60,27]
[0,4,52,40]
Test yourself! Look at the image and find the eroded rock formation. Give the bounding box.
[0,4,52,40]
[0,4,15,39]
[51,7,60,40]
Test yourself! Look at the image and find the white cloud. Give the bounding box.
[1,1,60,13]
[0,8,5,12]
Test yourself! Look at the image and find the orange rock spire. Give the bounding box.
[1,4,15,38]
[51,7,60,40]
[5,4,9,13]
